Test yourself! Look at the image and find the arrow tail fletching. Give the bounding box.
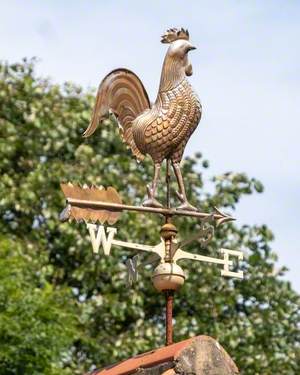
[60,183,122,224]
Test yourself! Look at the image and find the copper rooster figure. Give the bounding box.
[83,28,202,211]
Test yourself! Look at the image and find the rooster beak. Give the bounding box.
[189,46,196,51]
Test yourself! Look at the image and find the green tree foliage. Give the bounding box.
[0,59,299,374]
[0,237,77,375]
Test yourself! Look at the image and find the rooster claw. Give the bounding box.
[175,191,198,212]
[142,198,163,208]
[176,202,198,212]
[143,185,163,208]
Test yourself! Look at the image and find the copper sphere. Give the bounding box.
[152,262,185,292]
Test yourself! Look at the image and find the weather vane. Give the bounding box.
[60,27,244,346]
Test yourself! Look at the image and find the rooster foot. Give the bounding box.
[142,197,163,209]
[176,202,198,212]
[142,185,163,208]
[175,191,198,212]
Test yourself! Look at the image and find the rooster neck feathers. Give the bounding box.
[158,53,186,93]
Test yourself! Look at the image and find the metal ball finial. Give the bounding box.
[160,222,178,240]
[152,262,185,292]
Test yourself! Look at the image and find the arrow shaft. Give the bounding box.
[67,198,234,222]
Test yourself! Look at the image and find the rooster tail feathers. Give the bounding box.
[83,68,150,160]
[82,86,109,138]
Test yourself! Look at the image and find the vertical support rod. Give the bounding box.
[166,159,171,210]
[165,160,174,345]
[165,290,174,345]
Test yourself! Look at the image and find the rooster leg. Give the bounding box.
[143,163,163,208]
[172,162,198,212]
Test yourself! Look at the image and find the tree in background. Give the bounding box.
[0,59,299,375]
[0,237,77,375]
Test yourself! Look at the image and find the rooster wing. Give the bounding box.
[133,80,201,163]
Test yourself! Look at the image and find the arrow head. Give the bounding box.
[214,207,235,226]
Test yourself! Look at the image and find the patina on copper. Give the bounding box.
[83,27,202,211]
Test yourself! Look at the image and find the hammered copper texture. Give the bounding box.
[83,27,202,209]
[84,28,201,165]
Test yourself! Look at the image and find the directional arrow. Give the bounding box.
[60,184,235,226]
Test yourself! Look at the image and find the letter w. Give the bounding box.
[87,224,117,256]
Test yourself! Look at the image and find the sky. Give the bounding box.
[1,1,299,291]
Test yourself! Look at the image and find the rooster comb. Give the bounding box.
[161,28,190,44]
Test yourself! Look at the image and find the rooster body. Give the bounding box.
[133,79,201,164]
[84,28,202,210]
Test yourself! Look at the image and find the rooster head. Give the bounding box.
[161,27,196,77]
